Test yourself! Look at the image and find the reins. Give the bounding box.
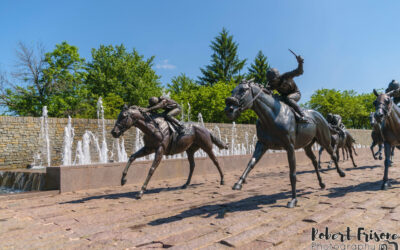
[239,84,263,112]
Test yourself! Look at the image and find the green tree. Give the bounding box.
[0,42,86,117]
[167,73,199,96]
[305,88,376,129]
[199,28,246,86]
[169,79,257,124]
[0,42,46,116]
[247,50,269,86]
[43,41,87,117]
[85,44,162,118]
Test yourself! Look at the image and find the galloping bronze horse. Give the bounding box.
[373,89,400,189]
[318,131,358,169]
[369,111,397,161]
[369,112,384,160]
[225,81,345,208]
[111,105,228,199]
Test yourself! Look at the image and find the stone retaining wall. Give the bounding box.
[0,116,373,170]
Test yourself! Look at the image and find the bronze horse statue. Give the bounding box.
[111,105,228,199]
[369,111,397,161]
[318,130,358,169]
[370,111,384,160]
[225,81,345,208]
[373,89,400,189]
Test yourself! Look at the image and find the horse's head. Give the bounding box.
[373,89,393,123]
[111,104,142,138]
[225,80,261,120]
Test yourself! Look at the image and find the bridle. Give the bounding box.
[115,107,140,133]
[374,93,393,140]
[227,82,263,112]
[375,94,393,119]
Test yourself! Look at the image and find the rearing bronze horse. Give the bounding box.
[225,81,345,208]
[373,89,400,189]
[111,105,228,199]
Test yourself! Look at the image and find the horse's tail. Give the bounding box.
[210,133,228,149]
[346,132,358,156]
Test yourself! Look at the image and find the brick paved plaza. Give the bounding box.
[1,152,400,249]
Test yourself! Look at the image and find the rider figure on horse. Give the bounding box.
[265,50,308,123]
[385,79,400,105]
[327,113,346,138]
[143,96,184,133]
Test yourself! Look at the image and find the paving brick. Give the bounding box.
[0,156,399,249]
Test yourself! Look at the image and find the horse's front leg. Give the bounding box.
[121,147,153,186]
[370,142,377,160]
[378,144,383,160]
[286,144,297,208]
[233,141,267,190]
[137,146,164,199]
[382,142,392,190]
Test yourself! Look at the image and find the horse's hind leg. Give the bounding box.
[121,147,152,186]
[318,147,324,169]
[304,143,325,189]
[233,141,267,190]
[348,145,357,168]
[201,145,224,185]
[182,145,199,189]
[137,146,164,199]
[325,144,346,177]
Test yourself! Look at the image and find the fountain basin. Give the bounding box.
[0,169,46,193]
[46,148,370,193]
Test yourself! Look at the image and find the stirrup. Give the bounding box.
[297,116,309,123]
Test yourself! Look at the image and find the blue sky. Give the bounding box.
[1,0,400,103]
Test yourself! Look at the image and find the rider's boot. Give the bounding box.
[287,99,309,123]
[166,115,185,134]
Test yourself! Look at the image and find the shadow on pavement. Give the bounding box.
[324,179,400,198]
[60,183,203,204]
[148,189,312,226]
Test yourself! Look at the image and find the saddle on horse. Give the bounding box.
[150,114,188,153]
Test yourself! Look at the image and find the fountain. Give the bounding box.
[62,116,74,166]
[31,106,51,169]
[187,103,191,122]
[97,97,108,163]
[198,113,205,127]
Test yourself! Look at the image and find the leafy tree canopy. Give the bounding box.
[199,28,246,86]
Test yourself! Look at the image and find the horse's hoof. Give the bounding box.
[287,198,298,208]
[320,183,326,189]
[232,183,242,190]
[220,180,225,185]
[121,178,127,186]
[379,156,383,160]
[353,164,357,168]
[136,191,144,199]
[181,184,188,189]
[339,171,346,177]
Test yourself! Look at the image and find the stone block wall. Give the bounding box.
[0,116,373,170]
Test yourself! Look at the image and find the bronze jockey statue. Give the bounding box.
[266,50,308,123]
[142,96,184,132]
[327,113,346,138]
[385,79,400,105]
